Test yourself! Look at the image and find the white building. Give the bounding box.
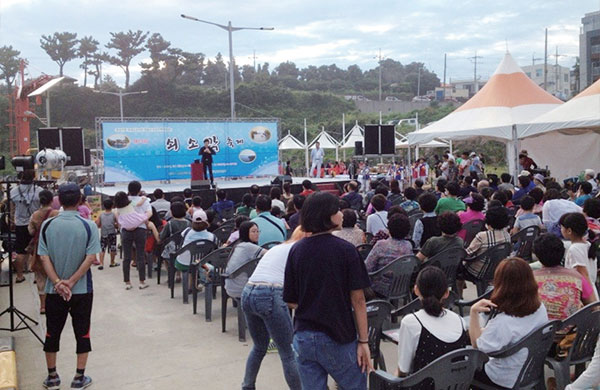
[522,64,571,100]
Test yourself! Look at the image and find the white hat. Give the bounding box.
[192,209,208,223]
[585,169,595,177]
[533,173,545,183]
[518,170,531,177]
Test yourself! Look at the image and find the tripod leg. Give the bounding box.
[13,309,43,344]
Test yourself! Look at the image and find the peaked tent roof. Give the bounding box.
[520,77,600,138]
[407,52,563,144]
[309,130,340,149]
[396,138,449,149]
[340,123,365,149]
[278,132,306,150]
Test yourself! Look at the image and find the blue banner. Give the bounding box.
[102,121,279,182]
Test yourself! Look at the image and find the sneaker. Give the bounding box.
[267,339,278,353]
[43,375,61,389]
[98,266,104,270]
[139,283,148,290]
[109,262,120,268]
[70,375,92,389]
[125,284,132,290]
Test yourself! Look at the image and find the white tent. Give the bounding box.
[520,78,600,179]
[340,123,365,149]
[278,131,306,150]
[309,130,340,149]
[407,52,563,179]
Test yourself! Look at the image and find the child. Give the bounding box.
[159,201,191,282]
[187,196,204,217]
[176,210,217,289]
[510,195,543,235]
[225,215,250,246]
[78,194,92,219]
[95,198,119,269]
[412,193,440,248]
[560,212,598,298]
[113,191,150,231]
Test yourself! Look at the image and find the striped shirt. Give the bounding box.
[465,229,511,279]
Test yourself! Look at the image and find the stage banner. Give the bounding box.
[102,121,278,182]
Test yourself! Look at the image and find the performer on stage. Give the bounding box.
[310,141,324,178]
[199,139,216,186]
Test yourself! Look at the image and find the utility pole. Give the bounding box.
[544,28,548,91]
[443,53,447,100]
[468,51,483,95]
[249,50,258,72]
[549,46,567,96]
[376,48,384,102]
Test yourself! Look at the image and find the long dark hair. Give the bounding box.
[238,221,257,243]
[416,266,448,317]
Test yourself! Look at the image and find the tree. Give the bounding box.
[0,45,21,91]
[105,30,149,88]
[177,51,205,85]
[40,32,79,76]
[78,36,99,87]
[241,64,256,83]
[141,33,171,74]
[275,61,300,79]
[203,53,228,87]
[87,52,106,89]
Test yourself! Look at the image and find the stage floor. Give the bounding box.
[94,175,350,197]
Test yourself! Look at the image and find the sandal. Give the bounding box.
[15,277,25,283]
[98,266,104,270]
[109,263,120,267]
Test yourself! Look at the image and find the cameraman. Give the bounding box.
[10,170,42,283]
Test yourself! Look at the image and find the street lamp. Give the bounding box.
[181,14,274,120]
[23,110,48,126]
[93,89,148,121]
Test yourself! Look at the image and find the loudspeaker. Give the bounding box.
[271,175,292,186]
[84,149,91,166]
[37,127,85,166]
[364,125,395,155]
[354,141,363,156]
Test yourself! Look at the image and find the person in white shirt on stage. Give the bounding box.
[310,142,324,178]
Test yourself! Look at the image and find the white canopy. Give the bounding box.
[278,132,306,150]
[396,138,449,149]
[309,130,340,149]
[519,78,600,179]
[340,124,365,149]
[408,52,563,145]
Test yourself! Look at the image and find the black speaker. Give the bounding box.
[84,149,91,166]
[38,127,61,150]
[271,175,292,185]
[364,125,395,155]
[354,141,363,156]
[61,127,85,166]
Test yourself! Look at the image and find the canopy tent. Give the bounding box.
[396,138,449,149]
[407,52,563,180]
[520,78,600,179]
[340,123,365,149]
[278,131,306,150]
[309,129,340,161]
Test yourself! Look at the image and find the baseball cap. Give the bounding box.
[533,173,545,183]
[518,170,531,178]
[58,182,80,195]
[192,209,208,223]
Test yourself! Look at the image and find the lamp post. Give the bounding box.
[181,14,274,120]
[93,89,148,121]
[23,110,48,126]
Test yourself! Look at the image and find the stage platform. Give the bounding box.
[94,176,352,209]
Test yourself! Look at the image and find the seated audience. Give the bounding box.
[299,180,314,197]
[399,187,420,213]
[512,172,535,202]
[212,189,234,220]
[251,195,287,246]
[516,187,543,217]
[366,194,389,235]
[187,196,203,217]
[341,181,363,211]
[225,215,250,246]
[434,182,466,215]
[417,212,464,262]
[366,184,391,215]
[412,193,441,248]
[469,258,549,389]
[532,234,596,320]
[236,193,255,217]
[287,195,305,232]
[543,189,582,236]
[457,193,485,240]
[388,179,405,205]
[396,267,468,379]
[282,182,293,205]
[574,181,593,207]
[564,338,600,390]
[332,208,365,246]
[270,187,285,212]
[583,198,600,234]
[510,195,543,235]
[498,173,514,193]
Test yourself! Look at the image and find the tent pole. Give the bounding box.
[407,144,412,186]
[304,119,309,176]
[511,124,519,185]
[449,140,453,155]
[342,113,346,161]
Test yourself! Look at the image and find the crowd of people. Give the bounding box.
[2,156,600,389]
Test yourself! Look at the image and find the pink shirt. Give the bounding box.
[457,209,485,240]
[78,205,92,219]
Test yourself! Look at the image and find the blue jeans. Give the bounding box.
[241,284,301,390]
[293,330,366,390]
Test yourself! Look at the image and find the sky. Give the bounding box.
[0,0,598,87]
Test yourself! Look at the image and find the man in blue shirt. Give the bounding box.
[39,183,101,390]
[251,195,286,246]
[212,189,235,220]
[513,172,536,203]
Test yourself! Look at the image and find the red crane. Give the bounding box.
[6,60,54,156]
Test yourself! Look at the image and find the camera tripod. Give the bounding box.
[0,180,44,344]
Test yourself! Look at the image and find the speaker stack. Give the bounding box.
[364,124,395,155]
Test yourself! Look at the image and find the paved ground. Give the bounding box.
[1,260,402,390]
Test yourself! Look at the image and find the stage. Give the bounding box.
[94,176,352,208]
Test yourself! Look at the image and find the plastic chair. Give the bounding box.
[511,225,540,262]
[464,242,512,296]
[193,246,232,321]
[408,213,423,238]
[366,300,394,371]
[369,255,418,307]
[421,246,467,292]
[407,209,424,218]
[157,232,184,288]
[472,320,562,390]
[356,243,374,261]
[220,207,235,221]
[545,302,600,390]
[462,219,485,248]
[454,287,494,317]
[175,239,216,303]
[369,348,488,390]
[260,241,281,250]
[221,255,262,342]
[212,224,235,246]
